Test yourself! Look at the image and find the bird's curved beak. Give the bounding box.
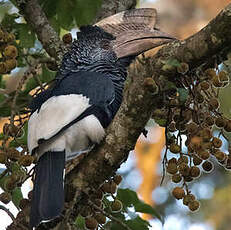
[111,29,176,58]
[95,8,176,58]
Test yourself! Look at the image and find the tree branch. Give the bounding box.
[148,3,231,79]
[61,3,231,227]
[15,0,65,64]
[94,0,137,22]
[88,200,132,230]
[9,2,231,230]
[15,0,137,64]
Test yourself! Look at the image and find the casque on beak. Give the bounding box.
[95,8,176,58]
[111,29,175,58]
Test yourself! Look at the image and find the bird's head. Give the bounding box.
[74,25,118,65]
[60,8,176,76]
[96,8,175,60]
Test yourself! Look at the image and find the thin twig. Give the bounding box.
[0,205,15,222]
[20,165,35,185]
[88,200,132,230]
[10,64,40,124]
[15,0,65,63]
[0,169,8,180]
[34,74,45,90]
[160,147,168,186]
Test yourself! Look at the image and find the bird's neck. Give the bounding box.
[59,58,129,85]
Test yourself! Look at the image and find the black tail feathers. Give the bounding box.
[30,151,65,229]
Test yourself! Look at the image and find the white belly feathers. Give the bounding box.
[28,94,105,161]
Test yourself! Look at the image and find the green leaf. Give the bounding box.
[10,162,22,172]
[165,58,181,67]
[0,171,8,190]
[117,188,162,221]
[24,66,56,94]
[0,2,12,22]
[0,92,6,104]
[0,132,5,140]
[111,211,126,220]
[39,0,59,18]
[1,12,19,30]
[41,66,56,82]
[0,89,31,118]
[16,23,36,48]
[23,78,38,94]
[0,96,11,117]
[10,162,27,175]
[154,118,167,127]
[10,121,28,147]
[0,75,6,88]
[0,172,24,209]
[74,0,102,26]
[162,58,180,73]
[117,188,139,208]
[127,216,150,230]
[109,213,127,230]
[74,215,85,229]
[110,222,124,230]
[38,0,102,29]
[158,75,176,91]
[11,187,23,209]
[56,0,75,30]
[8,0,17,7]
[135,202,159,217]
[177,88,189,104]
[110,216,150,230]
[50,17,61,34]
[0,108,11,117]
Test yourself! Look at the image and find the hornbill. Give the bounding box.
[28,8,175,228]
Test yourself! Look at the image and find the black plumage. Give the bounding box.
[28,9,175,228]
[30,151,65,228]
[29,26,133,229]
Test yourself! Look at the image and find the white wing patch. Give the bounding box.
[28,94,105,160]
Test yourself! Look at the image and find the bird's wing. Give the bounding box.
[28,71,115,154]
[53,71,115,107]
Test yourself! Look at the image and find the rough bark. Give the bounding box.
[9,1,231,229]
[94,0,137,22]
[149,3,231,78]
[15,0,66,64]
[59,4,231,228]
